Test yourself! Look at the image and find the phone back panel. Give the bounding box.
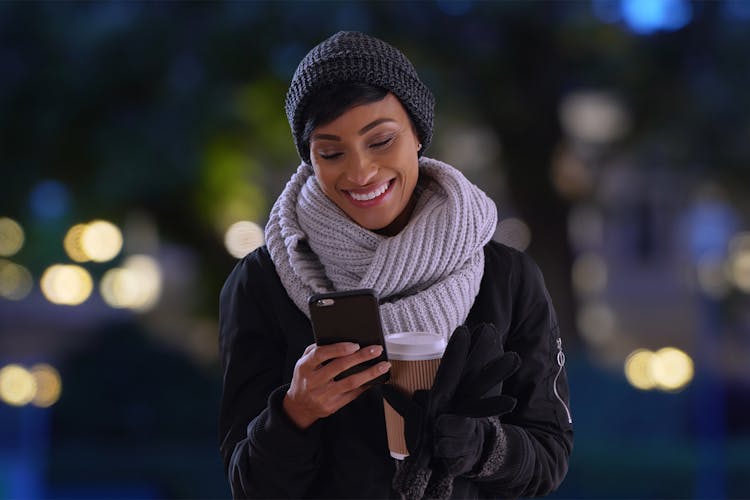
[309,289,385,347]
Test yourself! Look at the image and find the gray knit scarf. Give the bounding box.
[264,157,497,340]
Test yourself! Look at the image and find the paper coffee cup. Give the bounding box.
[383,332,446,459]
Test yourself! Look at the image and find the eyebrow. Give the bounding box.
[311,118,396,142]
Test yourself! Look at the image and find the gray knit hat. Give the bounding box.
[285,31,435,165]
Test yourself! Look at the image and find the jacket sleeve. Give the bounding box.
[218,252,323,498]
[471,250,574,498]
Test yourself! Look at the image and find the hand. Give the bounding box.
[432,414,491,477]
[283,342,391,429]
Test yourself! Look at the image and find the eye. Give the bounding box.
[319,152,343,160]
[370,136,394,149]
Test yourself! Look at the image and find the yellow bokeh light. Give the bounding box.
[624,349,657,391]
[625,347,694,392]
[40,264,93,306]
[100,255,162,312]
[64,223,90,262]
[30,364,62,408]
[224,221,265,259]
[81,220,123,263]
[729,249,750,293]
[100,268,139,309]
[0,258,33,300]
[0,364,37,406]
[651,347,694,392]
[572,253,608,296]
[0,217,24,257]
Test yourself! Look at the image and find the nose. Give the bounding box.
[346,152,378,186]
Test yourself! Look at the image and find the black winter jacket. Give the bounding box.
[219,241,573,498]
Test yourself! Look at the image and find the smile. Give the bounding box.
[344,180,394,203]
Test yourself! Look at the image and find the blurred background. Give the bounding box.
[1,0,749,498]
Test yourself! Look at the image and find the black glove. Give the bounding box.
[432,414,493,477]
[383,325,472,499]
[383,324,521,499]
[451,323,521,417]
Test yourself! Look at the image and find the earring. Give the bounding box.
[418,143,422,150]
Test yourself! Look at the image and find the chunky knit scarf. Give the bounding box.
[264,157,497,340]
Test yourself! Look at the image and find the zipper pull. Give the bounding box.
[553,337,573,424]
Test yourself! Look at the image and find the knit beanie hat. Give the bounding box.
[285,31,435,165]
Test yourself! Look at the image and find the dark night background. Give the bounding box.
[1,1,750,498]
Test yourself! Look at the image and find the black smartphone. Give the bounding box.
[308,288,390,384]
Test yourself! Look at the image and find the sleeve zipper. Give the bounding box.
[553,338,573,424]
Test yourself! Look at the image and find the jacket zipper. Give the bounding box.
[553,338,573,424]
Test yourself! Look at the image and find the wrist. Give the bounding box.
[282,392,317,429]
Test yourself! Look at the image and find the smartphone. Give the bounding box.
[308,288,390,384]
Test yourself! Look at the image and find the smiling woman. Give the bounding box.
[308,93,420,235]
[218,31,573,499]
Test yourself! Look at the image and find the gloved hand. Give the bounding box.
[451,323,521,417]
[382,324,521,499]
[432,414,493,477]
[383,325,472,499]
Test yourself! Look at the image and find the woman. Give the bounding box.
[219,31,573,499]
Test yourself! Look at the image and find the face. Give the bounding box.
[309,93,421,236]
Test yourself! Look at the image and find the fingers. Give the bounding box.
[307,342,361,365]
[286,342,390,425]
[334,358,391,393]
[318,344,386,380]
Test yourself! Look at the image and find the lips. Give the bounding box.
[343,179,394,205]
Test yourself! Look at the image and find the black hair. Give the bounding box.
[300,82,389,155]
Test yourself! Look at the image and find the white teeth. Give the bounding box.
[349,182,389,201]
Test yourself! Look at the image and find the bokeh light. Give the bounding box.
[493,217,532,252]
[81,220,123,263]
[728,231,750,293]
[224,221,265,259]
[64,223,91,262]
[0,364,37,406]
[651,347,694,392]
[30,364,62,408]
[625,347,694,392]
[0,217,24,257]
[0,258,33,300]
[621,0,692,34]
[572,252,608,296]
[100,254,162,312]
[559,91,629,144]
[625,349,658,390]
[40,264,94,306]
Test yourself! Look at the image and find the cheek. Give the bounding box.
[312,165,336,192]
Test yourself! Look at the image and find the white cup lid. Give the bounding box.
[385,332,446,360]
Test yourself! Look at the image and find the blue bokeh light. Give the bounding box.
[620,0,693,34]
[29,180,70,221]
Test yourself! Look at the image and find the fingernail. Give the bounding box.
[347,343,360,352]
[369,345,383,355]
[379,362,391,373]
